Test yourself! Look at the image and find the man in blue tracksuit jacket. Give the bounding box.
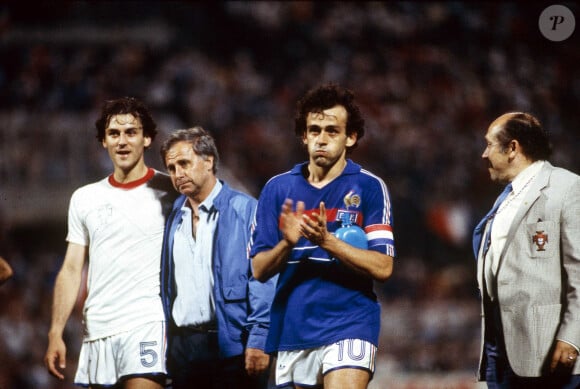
[159,127,276,389]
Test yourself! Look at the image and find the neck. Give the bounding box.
[186,176,217,209]
[307,158,347,188]
[113,162,149,184]
[507,158,534,183]
[186,200,200,218]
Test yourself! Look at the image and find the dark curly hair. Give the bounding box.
[95,97,157,143]
[294,84,365,152]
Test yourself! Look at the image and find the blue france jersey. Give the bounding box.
[250,160,395,352]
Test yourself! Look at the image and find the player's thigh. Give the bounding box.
[322,338,376,389]
[123,376,164,389]
[324,367,370,389]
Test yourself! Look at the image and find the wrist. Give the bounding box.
[282,236,297,247]
[48,328,64,339]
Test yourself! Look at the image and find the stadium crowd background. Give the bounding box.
[0,2,578,388]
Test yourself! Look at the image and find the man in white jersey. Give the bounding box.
[44,97,177,388]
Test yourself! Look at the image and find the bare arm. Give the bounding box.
[0,256,13,285]
[44,242,87,380]
[301,202,393,282]
[252,199,304,282]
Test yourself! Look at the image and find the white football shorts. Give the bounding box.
[74,321,168,386]
[275,338,377,388]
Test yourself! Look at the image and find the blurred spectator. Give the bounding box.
[0,256,12,285]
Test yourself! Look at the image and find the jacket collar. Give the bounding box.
[172,180,232,214]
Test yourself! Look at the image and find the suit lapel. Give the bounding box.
[497,163,553,268]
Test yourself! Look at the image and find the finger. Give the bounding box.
[565,349,578,362]
[550,357,558,372]
[319,202,326,222]
[550,349,563,372]
[47,355,65,380]
[244,355,253,370]
[45,354,54,372]
[282,199,293,214]
[307,211,322,228]
[58,350,66,370]
[301,212,315,227]
[299,216,311,237]
[245,359,258,376]
[296,201,305,218]
[54,369,65,380]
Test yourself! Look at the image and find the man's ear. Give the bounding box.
[346,132,357,148]
[144,136,152,149]
[506,139,519,154]
[205,155,214,172]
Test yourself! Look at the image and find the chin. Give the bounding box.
[313,156,332,167]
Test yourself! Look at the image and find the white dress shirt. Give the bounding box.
[172,180,222,327]
[484,160,544,300]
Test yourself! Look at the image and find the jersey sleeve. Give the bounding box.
[66,188,89,246]
[362,175,395,257]
[249,180,283,258]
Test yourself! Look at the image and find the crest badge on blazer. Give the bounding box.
[532,230,548,251]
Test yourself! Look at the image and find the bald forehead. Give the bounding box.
[487,113,518,140]
[492,112,527,128]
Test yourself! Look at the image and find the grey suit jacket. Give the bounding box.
[476,161,580,378]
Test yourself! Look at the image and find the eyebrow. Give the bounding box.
[307,123,340,129]
[106,126,142,132]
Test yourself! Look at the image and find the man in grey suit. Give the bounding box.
[472,112,580,388]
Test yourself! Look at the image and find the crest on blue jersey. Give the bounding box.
[343,190,361,208]
[336,189,362,224]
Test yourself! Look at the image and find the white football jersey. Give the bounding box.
[67,170,174,340]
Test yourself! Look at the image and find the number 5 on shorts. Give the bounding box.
[140,341,158,368]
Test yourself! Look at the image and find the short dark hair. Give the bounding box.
[294,84,365,151]
[496,112,552,161]
[160,126,220,174]
[95,97,157,143]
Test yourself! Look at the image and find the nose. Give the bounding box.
[317,131,329,144]
[118,132,128,145]
[482,147,489,159]
[174,164,185,177]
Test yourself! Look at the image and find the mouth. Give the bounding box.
[175,179,190,188]
[116,150,131,157]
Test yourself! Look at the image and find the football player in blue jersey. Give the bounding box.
[250,83,395,389]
